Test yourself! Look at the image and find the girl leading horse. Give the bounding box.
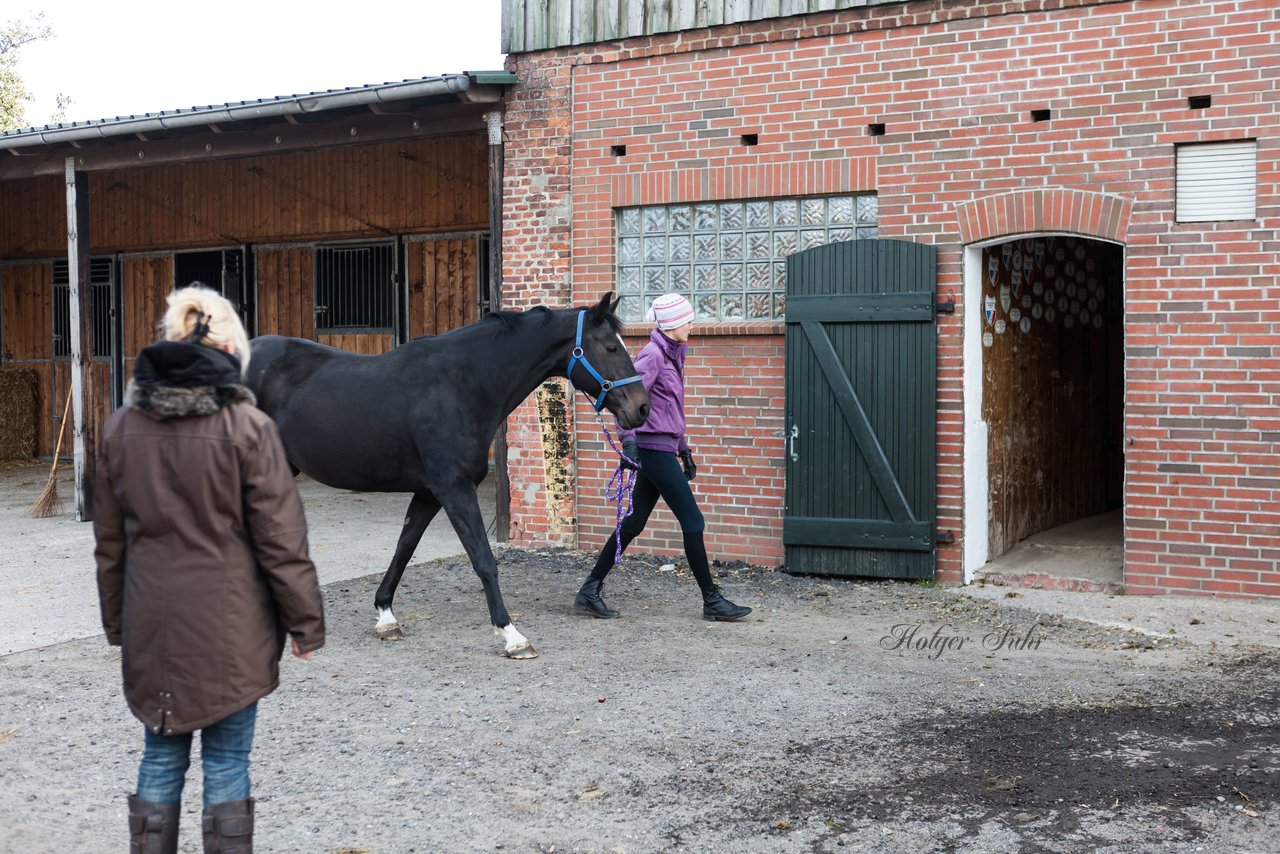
[247,293,649,659]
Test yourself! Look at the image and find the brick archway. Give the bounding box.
[954,189,1132,244]
[959,190,1132,586]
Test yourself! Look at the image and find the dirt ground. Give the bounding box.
[1,470,1278,852]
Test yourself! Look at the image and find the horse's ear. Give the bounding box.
[590,291,617,316]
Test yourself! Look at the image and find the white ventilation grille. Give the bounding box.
[1176,141,1257,222]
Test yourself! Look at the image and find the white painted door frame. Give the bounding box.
[961,233,1126,583]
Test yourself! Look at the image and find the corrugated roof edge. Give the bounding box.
[0,71,514,151]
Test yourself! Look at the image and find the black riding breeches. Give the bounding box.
[590,448,713,592]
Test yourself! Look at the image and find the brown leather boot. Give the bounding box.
[202,798,254,853]
[128,795,179,854]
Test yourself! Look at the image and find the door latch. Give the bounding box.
[788,424,800,462]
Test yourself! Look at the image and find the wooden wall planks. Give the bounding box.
[122,256,174,356]
[315,333,396,355]
[0,135,488,258]
[254,247,315,339]
[1,134,488,452]
[407,237,480,338]
[1,263,52,360]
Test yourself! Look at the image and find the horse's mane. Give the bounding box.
[481,306,554,333]
[480,305,622,335]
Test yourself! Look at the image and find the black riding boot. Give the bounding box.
[702,585,752,622]
[575,578,620,618]
[202,798,253,853]
[128,795,179,854]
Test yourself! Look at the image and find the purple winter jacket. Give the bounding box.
[619,328,690,454]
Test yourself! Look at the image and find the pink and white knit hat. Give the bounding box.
[646,293,694,330]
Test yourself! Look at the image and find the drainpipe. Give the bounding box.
[484,110,510,542]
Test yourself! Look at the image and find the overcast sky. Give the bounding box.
[12,0,507,128]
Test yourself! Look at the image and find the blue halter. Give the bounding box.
[566,310,644,412]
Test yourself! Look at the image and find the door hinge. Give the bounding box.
[935,298,955,315]
[936,529,955,545]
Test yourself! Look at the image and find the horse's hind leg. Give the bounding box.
[373,492,442,640]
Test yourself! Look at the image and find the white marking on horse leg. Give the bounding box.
[376,606,404,640]
[495,623,535,658]
[496,623,528,651]
[377,607,398,630]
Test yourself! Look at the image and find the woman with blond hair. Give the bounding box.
[94,285,325,853]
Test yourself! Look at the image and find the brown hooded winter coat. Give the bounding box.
[94,341,325,736]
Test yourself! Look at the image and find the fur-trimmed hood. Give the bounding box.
[126,381,255,420]
[126,340,255,420]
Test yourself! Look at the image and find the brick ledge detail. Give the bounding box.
[620,321,785,337]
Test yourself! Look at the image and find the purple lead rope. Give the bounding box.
[599,417,637,565]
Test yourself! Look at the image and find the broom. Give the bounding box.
[29,387,73,518]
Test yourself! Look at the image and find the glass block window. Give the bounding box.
[615,194,878,322]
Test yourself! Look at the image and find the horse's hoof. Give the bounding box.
[376,624,404,641]
[504,643,539,660]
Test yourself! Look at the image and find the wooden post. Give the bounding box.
[484,110,510,543]
[65,157,96,521]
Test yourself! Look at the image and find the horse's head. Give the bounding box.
[567,293,651,429]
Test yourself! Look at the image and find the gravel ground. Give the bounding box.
[2,545,1278,853]
[0,463,491,655]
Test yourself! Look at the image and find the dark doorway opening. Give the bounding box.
[980,236,1124,580]
[175,249,248,332]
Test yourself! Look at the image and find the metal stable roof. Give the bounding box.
[0,71,516,152]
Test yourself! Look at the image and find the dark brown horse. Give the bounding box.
[246,294,649,658]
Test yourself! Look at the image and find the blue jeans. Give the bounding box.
[136,702,257,806]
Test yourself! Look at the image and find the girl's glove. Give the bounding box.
[621,440,641,471]
[679,449,697,481]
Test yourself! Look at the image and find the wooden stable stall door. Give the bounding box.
[314,332,395,355]
[3,261,115,456]
[407,237,479,338]
[255,247,314,339]
[314,242,397,355]
[123,257,173,353]
[2,263,54,453]
[121,256,174,386]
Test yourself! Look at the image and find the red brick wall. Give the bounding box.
[503,0,1280,595]
[500,56,577,545]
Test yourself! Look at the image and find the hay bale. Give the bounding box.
[0,366,40,462]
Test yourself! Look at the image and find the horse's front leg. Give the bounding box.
[439,484,537,660]
[373,492,442,640]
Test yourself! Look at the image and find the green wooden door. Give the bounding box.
[784,239,938,579]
